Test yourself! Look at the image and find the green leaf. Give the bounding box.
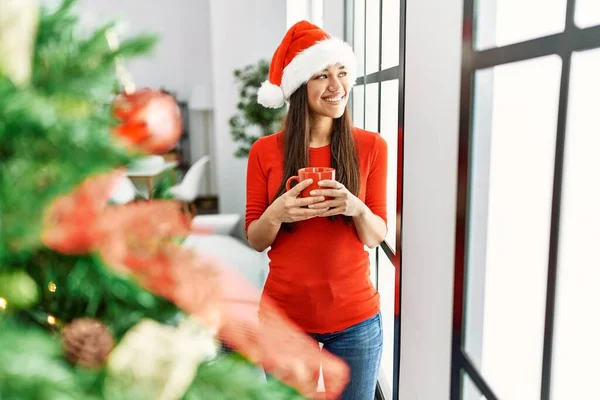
[183,353,307,400]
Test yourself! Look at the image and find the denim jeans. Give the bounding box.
[310,313,383,400]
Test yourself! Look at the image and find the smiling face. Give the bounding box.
[305,63,351,120]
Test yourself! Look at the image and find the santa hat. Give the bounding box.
[257,20,356,109]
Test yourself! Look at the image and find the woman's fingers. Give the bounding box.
[295,195,325,207]
[287,178,314,197]
[309,189,344,198]
[291,207,328,221]
[320,207,345,217]
[307,200,341,209]
[317,180,344,189]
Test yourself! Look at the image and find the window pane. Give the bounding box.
[369,247,377,287]
[474,0,567,50]
[575,0,600,28]
[552,48,600,400]
[352,84,365,129]
[378,253,396,400]
[464,55,562,400]
[353,0,365,78]
[365,82,379,132]
[462,372,487,400]
[365,0,380,74]
[382,0,400,69]
[381,80,399,251]
[286,0,310,28]
[310,0,324,27]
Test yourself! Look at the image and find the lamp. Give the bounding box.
[188,84,213,195]
[189,84,213,110]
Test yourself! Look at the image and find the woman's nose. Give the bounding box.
[328,77,342,92]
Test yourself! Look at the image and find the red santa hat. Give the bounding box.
[257,20,356,109]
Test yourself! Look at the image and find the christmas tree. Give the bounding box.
[0,0,349,399]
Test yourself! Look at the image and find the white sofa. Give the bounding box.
[183,214,268,290]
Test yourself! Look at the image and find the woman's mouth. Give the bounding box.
[322,94,346,104]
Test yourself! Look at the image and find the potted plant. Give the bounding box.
[229,60,285,158]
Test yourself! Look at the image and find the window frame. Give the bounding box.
[451,1,600,399]
[344,0,407,399]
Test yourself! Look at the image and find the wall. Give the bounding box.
[399,0,463,398]
[322,0,344,38]
[286,0,311,28]
[44,0,286,226]
[45,0,215,186]
[73,0,212,100]
[208,0,287,238]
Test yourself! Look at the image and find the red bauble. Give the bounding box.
[42,171,122,255]
[112,89,183,155]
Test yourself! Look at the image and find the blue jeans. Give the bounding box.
[310,313,383,400]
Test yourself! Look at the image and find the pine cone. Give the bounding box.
[62,318,114,368]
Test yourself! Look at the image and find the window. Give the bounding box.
[380,80,399,250]
[378,254,397,397]
[381,0,400,69]
[345,0,405,398]
[474,0,567,50]
[465,55,561,400]
[286,0,324,28]
[575,0,600,28]
[452,0,600,399]
[552,47,600,400]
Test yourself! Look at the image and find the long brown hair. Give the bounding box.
[273,84,360,227]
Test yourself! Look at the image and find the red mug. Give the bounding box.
[285,167,336,198]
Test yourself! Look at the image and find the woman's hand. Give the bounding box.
[265,179,328,224]
[307,180,366,218]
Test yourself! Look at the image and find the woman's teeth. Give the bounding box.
[324,96,344,102]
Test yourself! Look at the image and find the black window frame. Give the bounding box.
[344,0,407,399]
[451,1,600,399]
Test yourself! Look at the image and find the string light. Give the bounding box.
[48,282,57,293]
[105,28,136,94]
[0,297,6,310]
[47,315,57,326]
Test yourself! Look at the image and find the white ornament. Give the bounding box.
[0,0,39,86]
[106,318,219,400]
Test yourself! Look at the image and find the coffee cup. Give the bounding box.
[285,167,336,198]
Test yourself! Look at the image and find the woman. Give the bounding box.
[245,20,387,399]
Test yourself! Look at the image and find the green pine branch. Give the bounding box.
[0,0,157,258]
[183,352,307,400]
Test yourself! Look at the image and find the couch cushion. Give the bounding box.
[183,234,268,290]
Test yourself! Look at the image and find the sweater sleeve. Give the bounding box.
[365,134,388,224]
[245,138,270,235]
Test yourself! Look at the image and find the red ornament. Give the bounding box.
[97,201,194,296]
[112,89,182,154]
[95,200,351,398]
[41,170,123,255]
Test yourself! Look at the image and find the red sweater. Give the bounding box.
[245,128,387,333]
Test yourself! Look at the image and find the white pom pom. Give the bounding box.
[257,80,285,108]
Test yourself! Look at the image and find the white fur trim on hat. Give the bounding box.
[257,37,356,109]
[281,37,356,100]
[257,80,285,109]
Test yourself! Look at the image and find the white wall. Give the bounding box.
[322,0,344,38]
[286,0,311,28]
[44,0,286,224]
[208,0,287,238]
[399,0,463,398]
[56,0,216,188]
[73,0,212,101]
[45,0,214,183]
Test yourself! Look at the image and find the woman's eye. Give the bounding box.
[317,74,327,79]
[338,71,347,77]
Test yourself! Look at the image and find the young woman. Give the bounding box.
[245,21,388,399]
